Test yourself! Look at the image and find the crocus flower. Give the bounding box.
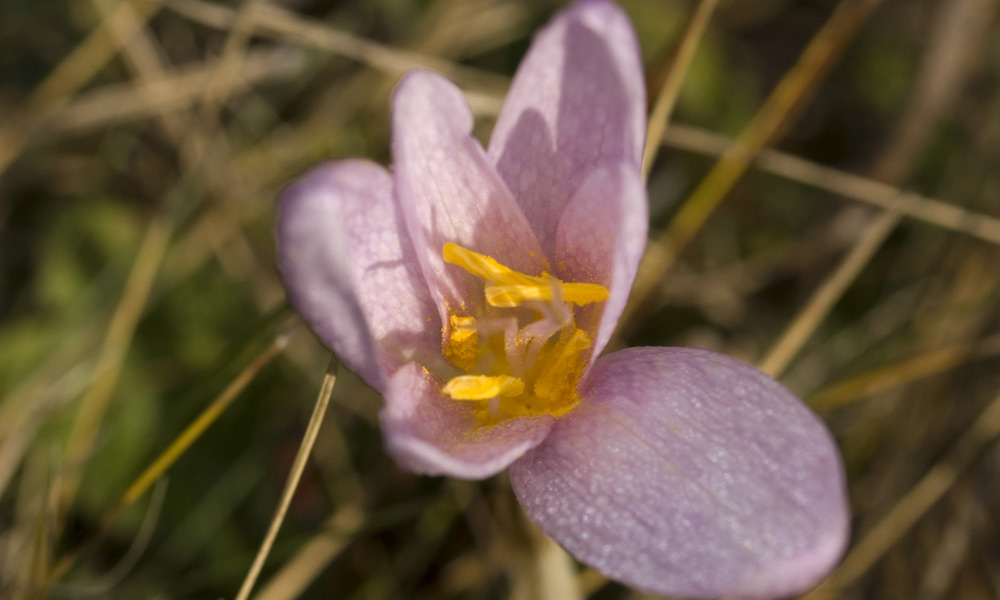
[277,0,848,597]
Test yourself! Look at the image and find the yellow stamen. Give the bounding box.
[443,242,538,287]
[485,282,609,307]
[439,243,608,423]
[442,374,525,400]
[444,242,610,308]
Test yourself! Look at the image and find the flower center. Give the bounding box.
[439,243,608,424]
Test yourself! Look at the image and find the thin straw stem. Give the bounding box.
[235,356,340,600]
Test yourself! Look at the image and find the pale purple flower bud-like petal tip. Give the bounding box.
[276,0,849,597]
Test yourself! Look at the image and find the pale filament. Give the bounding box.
[519,299,570,374]
[469,315,523,377]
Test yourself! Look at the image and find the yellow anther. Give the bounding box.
[450,314,477,336]
[486,282,609,308]
[561,283,610,305]
[443,242,538,287]
[444,314,479,371]
[533,328,592,408]
[442,374,525,400]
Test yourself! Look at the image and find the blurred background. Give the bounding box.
[2,0,1000,598]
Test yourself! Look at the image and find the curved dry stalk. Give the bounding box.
[235,356,340,600]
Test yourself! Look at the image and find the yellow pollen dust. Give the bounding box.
[438,243,609,424]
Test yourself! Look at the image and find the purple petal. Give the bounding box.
[381,363,554,479]
[510,347,848,599]
[488,0,646,256]
[391,70,548,322]
[277,160,442,390]
[554,162,647,363]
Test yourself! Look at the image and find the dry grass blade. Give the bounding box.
[28,0,161,109]
[251,507,364,600]
[804,383,1000,599]
[12,451,59,598]
[640,0,720,178]
[763,0,1000,386]
[0,0,162,177]
[31,0,511,140]
[662,124,1000,247]
[914,491,978,600]
[623,0,884,328]
[0,347,100,502]
[41,49,305,136]
[49,479,168,598]
[89,0,170,87]
[197,0,267,121]
[88,0,272,312]
[866,0,997,184]
[165,0,510,94]
[58,212,173,524]
[810,333,1000,411]
[235,356,340,600]
[47,325,293,583]
[104,329,292,526]
[524,530,582,600]
[87,0,194,153]
[758,204,905,378]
